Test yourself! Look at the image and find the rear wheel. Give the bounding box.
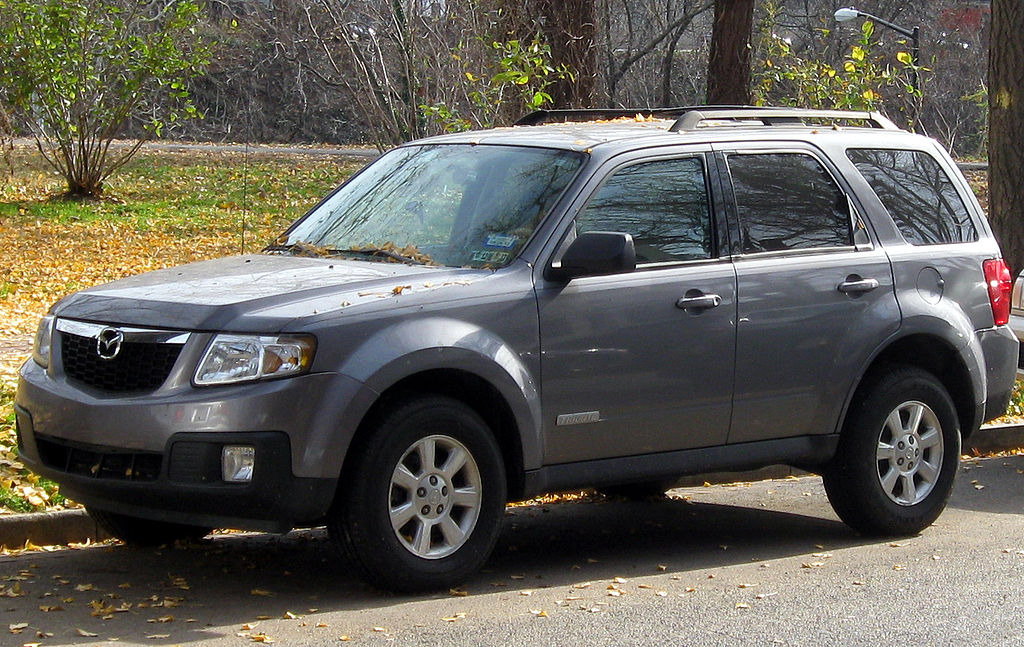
[88,508,211,546]
[823,366,960,536]
[330,396,506,592]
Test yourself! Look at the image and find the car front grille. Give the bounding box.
[35,435,162,481]
[56,319,189,393]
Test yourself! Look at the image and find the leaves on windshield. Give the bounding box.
[265,240,436,266]
[340,242,436,266]
[277,240,334,258]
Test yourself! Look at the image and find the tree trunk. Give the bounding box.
[502,0,597,107]
[539,0,597,107]
[988,0,1024,274]
[706,0,755,105]
[660,26,687,107]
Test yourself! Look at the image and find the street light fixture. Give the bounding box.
[834,7,920,98]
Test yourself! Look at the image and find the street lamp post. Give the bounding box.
[834,7,921,124]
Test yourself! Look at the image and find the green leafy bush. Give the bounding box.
[753,1,922,128]
[420,36,573,134]
[0,0,209,197]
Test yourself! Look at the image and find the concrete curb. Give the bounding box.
[0,509,110,549]
[2,425,1022,550]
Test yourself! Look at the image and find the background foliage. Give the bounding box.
[0,0,209,196]
[753,3,922,121]
[1,0,971,158]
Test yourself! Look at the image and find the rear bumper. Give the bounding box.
[979,325,1019,423]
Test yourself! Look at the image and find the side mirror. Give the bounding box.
[547,231,637,281]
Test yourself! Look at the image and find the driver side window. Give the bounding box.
[576,156,713,264]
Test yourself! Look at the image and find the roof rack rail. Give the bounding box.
[514,107,699,126]
[514,106,900,131]
[668,107,899,131]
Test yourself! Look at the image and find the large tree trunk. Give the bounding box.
[538,0,597,107]
[501,0,597,108]
[988,0,1024,274]
[706,0,755,105]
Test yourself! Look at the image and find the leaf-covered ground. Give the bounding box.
[0,146,358,514]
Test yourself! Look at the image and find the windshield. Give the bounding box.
[275,144,585,269]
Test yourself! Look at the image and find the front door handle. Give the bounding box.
[837,277,880,294]
[676,293,722,310]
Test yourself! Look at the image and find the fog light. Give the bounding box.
[222,446,255,483]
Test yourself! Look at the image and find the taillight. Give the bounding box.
[983,258,1012,326]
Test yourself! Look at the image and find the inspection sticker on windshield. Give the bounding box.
[484,234,518,248]
[471,250,511,264]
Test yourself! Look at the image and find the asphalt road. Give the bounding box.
[3,455,1023,647]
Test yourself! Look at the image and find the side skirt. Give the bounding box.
[521,434,839,499]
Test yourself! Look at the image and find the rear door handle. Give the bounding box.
[837,277,879,294]
[676,294,722,310]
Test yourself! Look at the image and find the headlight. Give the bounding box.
[194,334,316,386]
[32,315,55,368]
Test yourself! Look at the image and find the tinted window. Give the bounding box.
[847,148,977,245]
[727,153,852,253]
[577,157,712,263]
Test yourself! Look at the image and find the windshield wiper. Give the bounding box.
[333,246,426,265]
[263,242,427,265]
[263,241,335,257]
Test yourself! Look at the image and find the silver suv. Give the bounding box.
[15,107,1017,592]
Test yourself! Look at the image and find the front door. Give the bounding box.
[537,152,737,464]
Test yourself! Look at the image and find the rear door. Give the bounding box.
[716,146,899,444]
[537,148,738,464]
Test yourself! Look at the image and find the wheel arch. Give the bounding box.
[341,368,530,501]
[845,332,981,441]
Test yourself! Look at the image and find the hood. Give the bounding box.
[52,254,478,331]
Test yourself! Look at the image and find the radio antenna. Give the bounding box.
[241,107,250,254]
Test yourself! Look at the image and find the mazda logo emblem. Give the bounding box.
[96,327,124,360]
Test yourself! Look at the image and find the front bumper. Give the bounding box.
[14,360,364,531]
[16,415,333,531]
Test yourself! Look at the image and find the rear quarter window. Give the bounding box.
[847,148,977,245]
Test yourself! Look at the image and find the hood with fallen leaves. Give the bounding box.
[50,254,494,332]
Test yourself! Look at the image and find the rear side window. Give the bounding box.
[726,152,852,253]
[577,156,713,263]
[847,148,977,245]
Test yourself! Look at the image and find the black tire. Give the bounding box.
[598,479,675,500]
[823,366,960,536]
[88,507,211,546]
[330,395,507,593]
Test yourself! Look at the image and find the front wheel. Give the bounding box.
[823,366,960,536]
[330,396,506,592]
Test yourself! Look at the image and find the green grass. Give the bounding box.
[0,147,359,236]
[1004,381,1024,419]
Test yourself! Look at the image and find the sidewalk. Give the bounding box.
[11,137,381,160]
[3,424,1021,550]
